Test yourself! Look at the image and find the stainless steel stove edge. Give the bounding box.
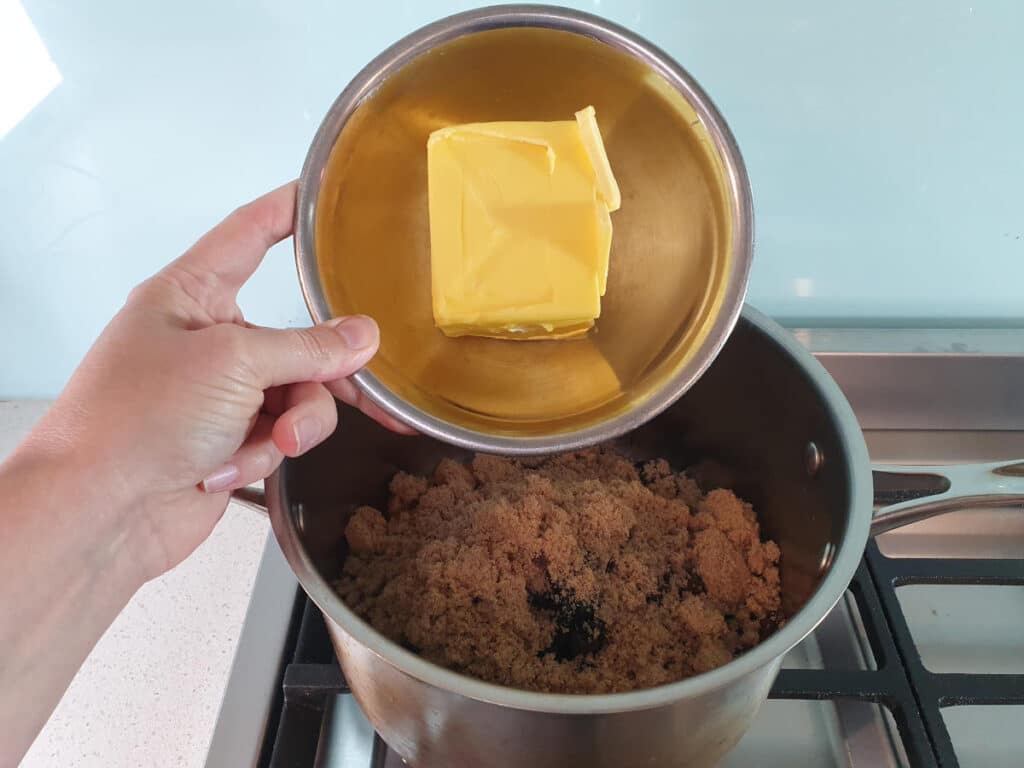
[796,328,1024,431]
[206,536,298,768]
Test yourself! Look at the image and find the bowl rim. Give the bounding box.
[268,306,875,715]
[294,3,756,456]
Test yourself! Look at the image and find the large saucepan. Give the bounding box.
[236,307,1024,767]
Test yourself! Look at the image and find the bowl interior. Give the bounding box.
[311,25,738,438]
[283,311,861,668]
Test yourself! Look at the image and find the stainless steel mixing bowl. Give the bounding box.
[294,5,754,455]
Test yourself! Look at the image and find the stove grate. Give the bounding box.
[864,541,1024,767]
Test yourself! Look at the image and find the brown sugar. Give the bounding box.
[335,448,782,694]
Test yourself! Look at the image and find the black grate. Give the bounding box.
[259,544,1024,768]
[261,598,347,768]
[771,547,933,765]
[864,541,1024,767]
[764,541,1024,768]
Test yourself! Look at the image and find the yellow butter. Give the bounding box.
[427,106,619,340]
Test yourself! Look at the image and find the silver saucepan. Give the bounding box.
[235,307,1024,767]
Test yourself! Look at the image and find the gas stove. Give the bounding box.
[207,335,1024,768]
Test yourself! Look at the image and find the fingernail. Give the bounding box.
[330,315,378,351]
[201,464,240,493]
[292,417,322,453]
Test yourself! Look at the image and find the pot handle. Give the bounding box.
[230,485,268,517]
[871,460,1024,535]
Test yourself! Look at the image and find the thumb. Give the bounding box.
[238,315,380,389]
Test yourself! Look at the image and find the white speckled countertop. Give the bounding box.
[2,401,269,768]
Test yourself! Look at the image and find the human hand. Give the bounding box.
[22,181,412,581]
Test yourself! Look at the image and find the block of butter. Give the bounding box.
[427,106,621,340]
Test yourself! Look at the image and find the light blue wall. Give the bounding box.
[2,1,1021,397]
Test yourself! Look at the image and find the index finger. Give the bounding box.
[171,180,297,301]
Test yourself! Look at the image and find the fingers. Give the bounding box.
[325,376,418,435]
[166,181,298,309]
[235,315,380,390]
[249,321,415,435]
[270,381,339,457]
[200,381,338,494]
[262,384,287,417]
[200,413,283,494]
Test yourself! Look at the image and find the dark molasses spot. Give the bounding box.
[529,583,607,661]
[759,613,782,641]
[679,570,705,596]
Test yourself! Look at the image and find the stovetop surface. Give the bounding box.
[261,514,1024,768]
[208,427,1024,768]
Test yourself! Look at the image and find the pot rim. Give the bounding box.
[267,305,875,715]
[294,3,755,456]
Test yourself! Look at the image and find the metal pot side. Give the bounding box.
[266,306,876,767]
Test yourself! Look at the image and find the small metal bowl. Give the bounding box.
[295,5,753,455]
